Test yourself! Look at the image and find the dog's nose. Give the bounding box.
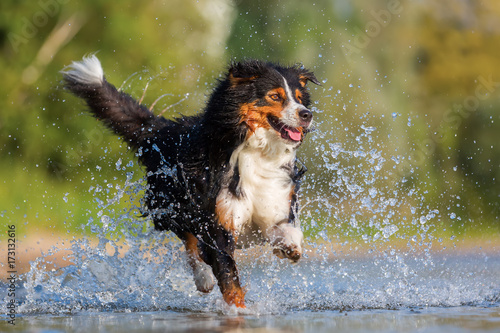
[298,109,313,125]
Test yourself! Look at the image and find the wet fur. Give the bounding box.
[62,55,319,308]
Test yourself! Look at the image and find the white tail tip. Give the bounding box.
[61,53,104,85]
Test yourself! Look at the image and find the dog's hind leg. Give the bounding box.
[183,232,215,293]
[200,226,246,308]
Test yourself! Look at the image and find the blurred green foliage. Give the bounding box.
[0,0,498,238]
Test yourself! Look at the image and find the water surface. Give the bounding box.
[2,251,499,333]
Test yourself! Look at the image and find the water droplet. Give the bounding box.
[382,224,399,238]
[115,158,122,170]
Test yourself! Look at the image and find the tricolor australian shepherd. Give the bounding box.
[62,55,319,308]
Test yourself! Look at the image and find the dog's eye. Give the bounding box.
[269,93,282,102]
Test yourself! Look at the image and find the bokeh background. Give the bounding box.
[1,0,499,242]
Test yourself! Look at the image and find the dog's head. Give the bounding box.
[228,60,320,146]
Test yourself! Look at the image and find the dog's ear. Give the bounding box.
[298,70,321,87]
[228,60,264,86]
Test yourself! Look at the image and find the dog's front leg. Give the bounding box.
[200,225,246,308]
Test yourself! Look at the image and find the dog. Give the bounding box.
[61,54,319,308]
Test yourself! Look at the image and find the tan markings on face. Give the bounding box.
[239,87,287,134]
[295,89,303,104]
[265,87,286,104]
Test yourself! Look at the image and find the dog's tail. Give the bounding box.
[61,54,164,149]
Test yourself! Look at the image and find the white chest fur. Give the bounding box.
[216,128,298,246]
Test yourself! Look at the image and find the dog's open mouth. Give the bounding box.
[267,116,302,142]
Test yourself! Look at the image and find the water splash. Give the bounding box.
[11,96,500,316]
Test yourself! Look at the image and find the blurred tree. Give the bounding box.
[0,0,498,237]
[411,0,500,224]
[0,0,236,233]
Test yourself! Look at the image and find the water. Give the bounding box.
[2,254,500,332]
[3,306,500,333]
[12,246,500,313]
[2,87,499,332]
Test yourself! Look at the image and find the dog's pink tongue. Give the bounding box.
[286,128,302,141]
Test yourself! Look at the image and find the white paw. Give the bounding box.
[273,244,302,262]
[193,261,216,293]
[267,223,303,262]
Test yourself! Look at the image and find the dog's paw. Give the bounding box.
[222,286,246,308]
[268,223,303,262]
[193,262,216,293]
[273,244,302,263]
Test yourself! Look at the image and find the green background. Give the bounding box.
[1,0,499,242]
